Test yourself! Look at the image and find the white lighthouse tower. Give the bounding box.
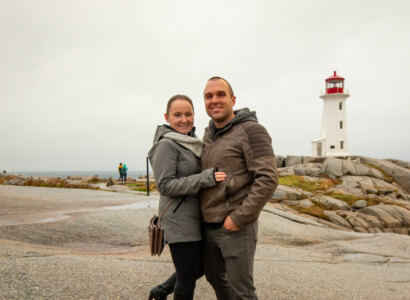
[312,71,350,157]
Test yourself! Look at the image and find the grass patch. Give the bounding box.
[364,163,394,183]
[288,202,330,220]
[325,192,383,207]
[279,175,340,193]
[126,181,157,192]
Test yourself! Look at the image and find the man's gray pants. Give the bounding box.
[203,221,258,300]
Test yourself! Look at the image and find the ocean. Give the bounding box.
[10,170,148,179]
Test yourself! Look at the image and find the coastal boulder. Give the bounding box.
[277,167,295,176]
[293,163,323,177]
[273,185,305,200]
[275,155,285,168]
[324,211,353,229]
[392,167,410,193]
[322,158,385,179]
[353,156,410,192]
[359,205,402,229]
[352,200,367,210]
[302,156,326,164]
[272,188,288,201]
[299,199,314,208]
[285,156,303,167]
[315,195,350,210]
[322,158,343,177]
[375,205,410,227]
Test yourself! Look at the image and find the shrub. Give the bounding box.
[106,177,115,187]
[88,175,107,184]
[20,177,99,190]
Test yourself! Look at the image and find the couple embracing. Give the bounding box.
[148,77,278,300]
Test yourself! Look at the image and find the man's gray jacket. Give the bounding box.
[201,108,278,228]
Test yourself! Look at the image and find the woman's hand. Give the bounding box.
[214,171,227,182]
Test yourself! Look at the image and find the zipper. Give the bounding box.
[225,176,231,208]
[173,196,186,214]
[203,129,214,169]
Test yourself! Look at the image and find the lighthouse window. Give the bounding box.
[341,141,344,149]
[339,102,343,110]
[340,121,343,129]
[330,145,335,149]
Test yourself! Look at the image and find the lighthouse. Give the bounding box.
[312,71,350,157]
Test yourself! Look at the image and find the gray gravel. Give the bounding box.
[1,185,410,299]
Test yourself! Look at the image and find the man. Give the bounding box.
[118,162,123,182]
[201,77,278,300]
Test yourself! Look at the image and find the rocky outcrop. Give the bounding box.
[272,155,410,236]
[322,158,384,179]
[294,163,322,177]
[299,199,314,208]
[392,167,410,193]
[354,156,410,193]
[272,185,308,201]
[285,155,303,167]
[315,196,350,210]
[324,211,353,229]
[352,200,367,209]
[275,155,286,168]
[278,155,326,167]
[332,175,406,199]
[329,205,410,235]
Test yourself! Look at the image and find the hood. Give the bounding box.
[152,125,203,157]
[207,107,258,139]
[152,125,196,143]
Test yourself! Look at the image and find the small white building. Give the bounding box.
[312,71,350,157]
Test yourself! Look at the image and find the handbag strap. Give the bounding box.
[157,198,175,223]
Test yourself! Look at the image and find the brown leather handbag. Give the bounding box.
[148,198,174,256]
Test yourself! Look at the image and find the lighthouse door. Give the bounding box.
[317,142,322,156]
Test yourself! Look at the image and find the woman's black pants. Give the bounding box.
[169,241,204,295]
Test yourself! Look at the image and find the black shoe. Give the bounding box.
[148,284,173,300]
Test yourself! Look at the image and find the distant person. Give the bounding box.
[2,170,6,174]
[118,163,123,182]
[122,164,128,182]
[148,95,227,300]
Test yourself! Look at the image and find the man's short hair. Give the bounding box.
[207,76,235,98]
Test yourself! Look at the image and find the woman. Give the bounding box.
[148,95,226,300]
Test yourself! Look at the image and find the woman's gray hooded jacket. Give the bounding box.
[148,125,217,244]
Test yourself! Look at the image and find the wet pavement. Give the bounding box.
[0,184,159,226]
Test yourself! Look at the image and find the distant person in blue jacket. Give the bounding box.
[122,164,128,182]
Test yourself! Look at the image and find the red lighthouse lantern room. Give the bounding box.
[325,71,344,94]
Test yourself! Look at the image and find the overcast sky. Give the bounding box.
[1,0,409,172]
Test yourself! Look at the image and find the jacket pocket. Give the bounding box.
[172,195,187,214]
[225,176,234,198]
[226,173,251,198]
